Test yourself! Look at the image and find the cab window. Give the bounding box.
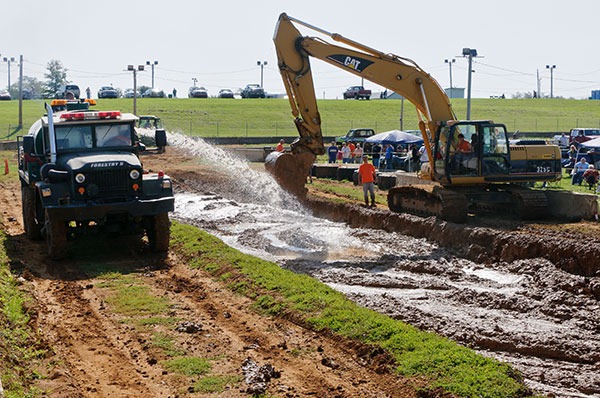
[96,124,132,147]
[55,125,93,150]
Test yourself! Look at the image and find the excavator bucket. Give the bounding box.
[265,151,315,198]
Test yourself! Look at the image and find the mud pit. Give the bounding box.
[167,134,600,397]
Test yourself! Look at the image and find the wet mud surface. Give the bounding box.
[166,137,600,397]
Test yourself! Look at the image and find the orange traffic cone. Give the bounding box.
[3,159,8,175]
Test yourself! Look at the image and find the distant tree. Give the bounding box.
[138,85,150,96]
[43,60,68,98]
[511,91,535,99]
[9,76,44,99]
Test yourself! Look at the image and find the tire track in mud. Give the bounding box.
[20,263,174,397]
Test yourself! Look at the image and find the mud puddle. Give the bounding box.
[173,191,599,397]
[168,133,600,397]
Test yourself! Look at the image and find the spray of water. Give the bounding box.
[141,129,306,212]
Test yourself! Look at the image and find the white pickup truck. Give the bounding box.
[553,128,600,147]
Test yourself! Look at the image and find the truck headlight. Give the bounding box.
[161,179,171,189]
[75,173,86,183]
[129,169,140,179]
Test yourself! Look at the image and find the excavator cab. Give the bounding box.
[432,121,511,185]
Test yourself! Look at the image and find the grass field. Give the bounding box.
[2,97,600,140]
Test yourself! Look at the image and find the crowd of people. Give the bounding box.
[326,140,425,172]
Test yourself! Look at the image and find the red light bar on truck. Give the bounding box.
[60,111,122,121]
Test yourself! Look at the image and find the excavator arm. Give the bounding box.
[271,13,564,223]
[269,13,457,195]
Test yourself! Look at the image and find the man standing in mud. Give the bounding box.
[358,155,377,207]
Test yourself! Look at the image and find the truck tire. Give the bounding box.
[22,187,42,240]
[45,211,68,260]
[148,213,170,252]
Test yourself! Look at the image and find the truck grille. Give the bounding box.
[86,169,130,198]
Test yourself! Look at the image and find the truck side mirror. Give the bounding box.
[155,129,167,148]
[22,136,35,154]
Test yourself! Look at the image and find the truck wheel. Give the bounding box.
[22,187,42,240]
[45,211,68,260]
[147,213,170,252]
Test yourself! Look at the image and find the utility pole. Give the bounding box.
[257,61,267,88]
[445,59,455,98]
[127,65,144,115]
[3,56,15,89]
[146,60,158,88]
[548,65,556,98]
[18,55,23,129]
[462,48,479,120]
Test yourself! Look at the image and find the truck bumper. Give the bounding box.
[45,196,175,221]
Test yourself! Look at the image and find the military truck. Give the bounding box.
[18,99,174,259]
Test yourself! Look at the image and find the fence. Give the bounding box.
[159,116,600,139]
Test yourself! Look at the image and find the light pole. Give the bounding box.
[192,77,197,87]
[127,64,145,115]
[546,64,556,98]
[462,48,478,120]
[257,61,267,88]
[445,58,455,98]
[3,56,15,89]
[146,60,158,88]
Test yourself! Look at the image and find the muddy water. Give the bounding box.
[169,134,600,397]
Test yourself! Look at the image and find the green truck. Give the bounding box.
[18,100,174,259]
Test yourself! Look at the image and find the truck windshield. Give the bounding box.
[96,124,133,147]
[55,126,93,150]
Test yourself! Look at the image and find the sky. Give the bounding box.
[4,0,600,100]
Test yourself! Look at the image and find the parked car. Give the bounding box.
[142,88,165,98]
[55,84,80,99]
[188,86,208,98]
[123,88,136,98]
[218,89,235,98]
[241,84,265,98]
[0,90,11,100]
[98,86,119,99]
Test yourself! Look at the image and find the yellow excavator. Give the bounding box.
[269,13,562,222]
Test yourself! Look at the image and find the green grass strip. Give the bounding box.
[171,221,528,397]
[0,224,45,398]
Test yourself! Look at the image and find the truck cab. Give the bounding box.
[335,128,375,145]
[18,100,174,259]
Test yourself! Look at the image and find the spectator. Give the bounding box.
[341,142,351,164]
[572,156,589,185]
[563,145,578,169]
[582,164,599,190]
[409,144,418,172]
[353,143,363,163]
[276,139,285,152]
[559,133,569,147]
[357,155,377,207]
[327,141,339,163]
[348,142,356,163]
[384,144,394,170]
[418,144,428,166]
[86,87,91,99]
[371,143,381,168]
[172,88,177,98]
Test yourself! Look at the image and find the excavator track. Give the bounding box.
[387,185,468,223]
[505,186,550,219]
[388,184,551,223]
